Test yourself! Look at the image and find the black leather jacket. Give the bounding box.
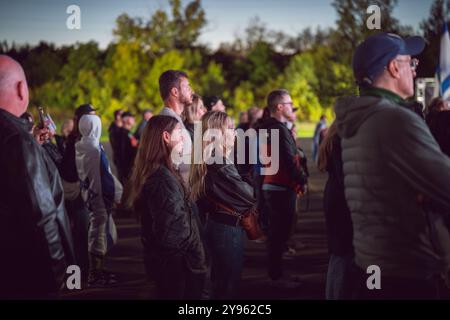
[137,165,206,277]
[0,109,74,298]
[200,161,256,225]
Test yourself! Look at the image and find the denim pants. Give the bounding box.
[205,219,245,300]
[326,253,354,300]
[263,189,296,280]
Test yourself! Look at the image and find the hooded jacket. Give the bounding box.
[334,91,450,279]
[75,115,123,255]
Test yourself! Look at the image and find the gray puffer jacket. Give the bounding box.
[335,95,450,279]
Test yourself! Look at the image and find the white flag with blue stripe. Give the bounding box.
[440,23,450,100]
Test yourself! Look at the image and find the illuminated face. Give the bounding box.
[178,77,194,106]
[168,123,184,155]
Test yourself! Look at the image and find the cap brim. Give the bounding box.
[401,36,425,56]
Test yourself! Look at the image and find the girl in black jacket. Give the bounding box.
[125,115,206,299]
[190,111,256,299]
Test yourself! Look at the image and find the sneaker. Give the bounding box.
[88,270,118,288]
[270,276,302,289]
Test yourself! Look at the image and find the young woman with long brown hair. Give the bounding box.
[190,111,256,299]
[125,115,206,299]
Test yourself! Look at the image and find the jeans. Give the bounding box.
[312,140,319,163]
[326,253,354,300]
[205,219,245,299]
[254,175,270,235]
[263,189,297,280]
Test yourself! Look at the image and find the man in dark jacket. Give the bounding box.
[115,111,138,183]
[258,89,307,288]
[335,33,450,299]
[108,109,123,171]
[0,55,74,298]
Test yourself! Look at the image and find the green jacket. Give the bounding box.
[334,88,450,279]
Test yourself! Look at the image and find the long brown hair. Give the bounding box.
[189,111,230,201]
[317,121,337,172]
[123,115,182,210]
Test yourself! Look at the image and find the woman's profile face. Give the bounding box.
[196,101,207,120]
[224,117,236,155]
[167,123,184,155]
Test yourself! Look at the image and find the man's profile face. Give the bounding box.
[280,95,294,119]
[395,54,415,98]
[178,77,193,106]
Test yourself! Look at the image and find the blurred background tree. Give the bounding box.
[0,0,441,127]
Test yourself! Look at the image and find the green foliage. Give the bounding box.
[2,0,431,125]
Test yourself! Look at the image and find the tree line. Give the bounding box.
[1,0,448,123]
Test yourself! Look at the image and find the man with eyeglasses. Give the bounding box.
[258,89,308,289]
[334,33,450,299]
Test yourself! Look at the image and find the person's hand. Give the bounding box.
[33,126,50,145]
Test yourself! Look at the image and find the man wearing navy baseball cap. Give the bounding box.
[334,33,450,299]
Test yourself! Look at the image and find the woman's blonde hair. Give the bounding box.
[189,111,230,201]
[183,94,204,123]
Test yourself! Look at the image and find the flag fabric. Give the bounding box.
[439,23,450,100]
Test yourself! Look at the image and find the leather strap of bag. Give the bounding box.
[206,196,242,220]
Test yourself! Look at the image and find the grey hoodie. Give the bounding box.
[76,115,122,256]
[334,95,450,279]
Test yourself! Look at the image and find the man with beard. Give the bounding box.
[158,70,194,185]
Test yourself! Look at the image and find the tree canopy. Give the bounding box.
[0,0,442,124]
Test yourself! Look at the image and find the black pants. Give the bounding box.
[65,194,90,277]
[263,189,297,280]
[154,255,205,300]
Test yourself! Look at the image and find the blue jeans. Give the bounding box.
[326,253,354,300]
[205,219,245,300]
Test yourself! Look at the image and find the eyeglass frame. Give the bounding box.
[394,58,419,71]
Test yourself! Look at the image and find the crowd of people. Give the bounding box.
[1,31,450,300]
[0,56,308,299]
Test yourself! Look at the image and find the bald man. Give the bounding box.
[0,55,74,298]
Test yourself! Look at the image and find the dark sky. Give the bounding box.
[0,0,435,49]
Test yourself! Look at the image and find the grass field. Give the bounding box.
[297,122,315,138]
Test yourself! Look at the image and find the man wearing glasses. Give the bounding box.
[258,89,308,289]
[334,33,450,299]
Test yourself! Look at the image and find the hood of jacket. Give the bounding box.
[79,114,102,143]
[334,95,388,139]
